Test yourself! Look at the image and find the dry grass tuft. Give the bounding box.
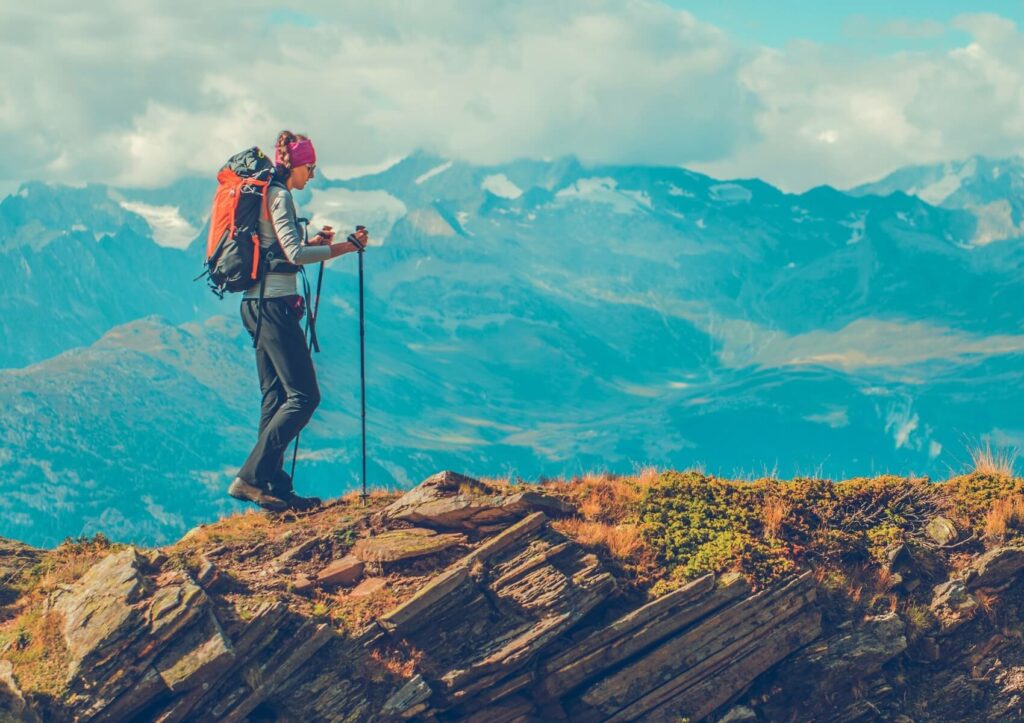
[12,535,117,601]
[328,585,401,632]
[339,488,399,505]
[579,494,604,521]
[555,519,644,561]
[0,609,68,696]
[874,565,897,591]
[633,465,661,489]
[479,475,513,488]
[984,494,1024,541]
[761,497,791,539]
[559,469,661,525]
[970,441,1019,477]
[174,511,276,550]
[975,588,1000,622]
[368,644,423,678]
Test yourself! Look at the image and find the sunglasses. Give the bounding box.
[305,163,316,178]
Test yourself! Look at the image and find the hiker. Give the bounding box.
[228,130,370,512]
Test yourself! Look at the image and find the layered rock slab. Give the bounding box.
[380,470,573,531]
[562,571,821,722]
[378,511,617,713]
[11,471,849,722]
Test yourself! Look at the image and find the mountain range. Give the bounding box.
[2,152,1023,546]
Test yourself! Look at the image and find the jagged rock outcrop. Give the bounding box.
[352,528,467,564]
[929,545,1024,635]
[12,471,1024,721]
[380,470,573,531]
[562,573,819,722]
[0,660,37,723]
[315,555,364,587]
[965,546,1024,590]
[751,612,907,721]
[931,578,980,634]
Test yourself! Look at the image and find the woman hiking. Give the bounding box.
[228,130,369,512]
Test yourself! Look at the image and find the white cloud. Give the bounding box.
[305,188,407,242]
[4,4,1024,192]
[0,1,754,188]
[118,201,197,248]
[714,318,1024,372]
[884,401,920,450]
[805,408,850,429]
[694,13,1024,190]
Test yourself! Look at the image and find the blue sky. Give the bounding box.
[3,2,1024,193]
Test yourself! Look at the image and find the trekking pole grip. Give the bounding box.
[347,225,366,252]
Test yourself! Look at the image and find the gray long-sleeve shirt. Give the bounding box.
[243,184,330,299]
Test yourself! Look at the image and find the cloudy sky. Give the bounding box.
[3,1,1024,194]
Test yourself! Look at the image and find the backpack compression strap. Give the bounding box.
[251,250,271,349]
[295,218,321,354]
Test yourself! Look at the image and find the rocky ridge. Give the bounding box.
[2,470,1024,721]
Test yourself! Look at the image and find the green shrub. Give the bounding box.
[638,472,795,587]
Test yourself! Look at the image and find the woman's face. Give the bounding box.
[290,163,314,190]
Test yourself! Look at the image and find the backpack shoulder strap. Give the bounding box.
[261,181,281,220]
[261,180,289,217]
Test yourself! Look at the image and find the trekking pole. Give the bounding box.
[288,258,324,481]
[288,219,325,482]
[347,226,368,502]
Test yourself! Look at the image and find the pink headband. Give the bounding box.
[276,138,316,168]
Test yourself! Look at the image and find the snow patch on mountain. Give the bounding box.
[481,173,522,199]
[415,161,453,185]
[841,212,867,245]
[907,160,976,205]
[118,201,197,248]
[666,183,694,198]
[306,188,407,242]
[554,177,651,213]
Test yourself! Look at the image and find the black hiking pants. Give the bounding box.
[237,298,320,492]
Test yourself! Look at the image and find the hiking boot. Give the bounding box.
[227,477,288,512]
[277,490,323,512]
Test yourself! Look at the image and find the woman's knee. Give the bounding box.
[261,386,285,412]
[290,384,320,415]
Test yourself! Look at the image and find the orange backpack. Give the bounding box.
[199,147,276,297]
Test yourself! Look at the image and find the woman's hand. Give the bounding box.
[310,225,335,246]
[350,226,369,248]
[328,226,369,259]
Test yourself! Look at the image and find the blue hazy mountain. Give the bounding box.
[2,153,1024,545]
[852,154,1024,246]
[0,181,219,368]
